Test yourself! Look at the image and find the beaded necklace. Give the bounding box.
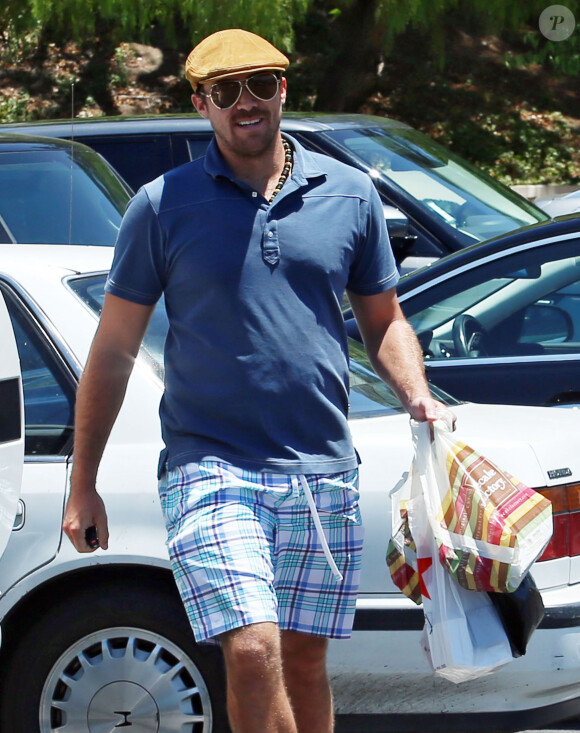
[268,138,293,203]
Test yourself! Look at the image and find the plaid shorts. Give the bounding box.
[158,461,364,643]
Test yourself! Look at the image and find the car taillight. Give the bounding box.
[537,483,580,561]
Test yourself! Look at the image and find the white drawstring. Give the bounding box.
[294,475,343,582]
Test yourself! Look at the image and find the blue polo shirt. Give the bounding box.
[106,135,399,475]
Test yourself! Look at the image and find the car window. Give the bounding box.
[68,274,166,379]
[67,274,458,417]
[80,135,172,191]
[404,238,580,360]
[81,133,213,191]
[168,133,213,168]
[0,147,128,245]
[0,285,75,457]
[324,127,547,245]
[184,136,212,162]
[549,281,580,341]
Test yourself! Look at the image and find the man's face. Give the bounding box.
[192,72,287,160]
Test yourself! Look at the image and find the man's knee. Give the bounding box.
[281,631,328,677]
[221,622,283,677]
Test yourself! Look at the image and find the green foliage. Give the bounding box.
[1,0,578,184]
[0,22,42,63]
[7,0,309,50]
[109,44,133,88]
[488,112,579,185]
[319,0,561,65]
[1,0,574,66]
[505,31,580,76]
[0,90,31,121]
[429,108,579,186]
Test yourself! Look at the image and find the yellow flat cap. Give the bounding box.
[185,29,289,91]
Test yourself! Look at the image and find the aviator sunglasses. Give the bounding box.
[198,72,282,110]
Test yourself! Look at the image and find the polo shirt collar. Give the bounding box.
[203,133,326,188]
[284,133,326,186]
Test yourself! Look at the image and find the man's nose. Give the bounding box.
[236,83,257,109]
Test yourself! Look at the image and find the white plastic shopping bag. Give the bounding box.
[392,419,514,681]
[387,419,550,679]
[409,486,513,682]
[418,419,552,593]
[387,468,422,604]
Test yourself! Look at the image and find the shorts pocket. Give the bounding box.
[158,466,187,535]
[312,472,361,525]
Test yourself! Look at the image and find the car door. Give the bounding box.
[0,282,75,596]
[0,292,23,560]
[402,234,580,406]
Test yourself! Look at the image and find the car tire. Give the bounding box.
[0,578,230,733]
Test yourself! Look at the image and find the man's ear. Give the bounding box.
[192,92,209,118]
[280,77,288,106]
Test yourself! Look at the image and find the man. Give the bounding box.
[63,28,450,733]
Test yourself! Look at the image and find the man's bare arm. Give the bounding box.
[348,287,452,423]
[63,293,155,552]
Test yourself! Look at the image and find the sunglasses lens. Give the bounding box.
[247,74,279,101]
[211,81,242,109]
[208,74,280,109]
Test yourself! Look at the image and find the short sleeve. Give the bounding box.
[346,181,400,296]
[105,187,165,306]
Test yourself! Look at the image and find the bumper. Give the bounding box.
[328,599,580,725]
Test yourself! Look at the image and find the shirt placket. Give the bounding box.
[262,217,280,266]
[258,177,301,267]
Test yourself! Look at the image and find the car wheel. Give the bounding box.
[0,580,230,733]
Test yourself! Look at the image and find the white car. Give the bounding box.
[536,189,580,218]
[1,245,580,732]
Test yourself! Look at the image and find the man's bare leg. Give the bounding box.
[281,630,333,733]
[220,622,297,732]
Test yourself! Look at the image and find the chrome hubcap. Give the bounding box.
[40,627,213,732]
[89,681,158,731]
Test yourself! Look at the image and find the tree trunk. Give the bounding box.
[313,0,382,111]
[77,20,119,115]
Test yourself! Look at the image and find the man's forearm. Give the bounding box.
[70,346,135,493]
[347,288,448,423]
[69,294,154,495]
[365,315,431,412]
[65,291,154,552]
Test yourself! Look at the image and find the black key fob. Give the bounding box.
[85,525,99,549]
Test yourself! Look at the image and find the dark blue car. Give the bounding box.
[0,114,549,273]
[349,216,580,406]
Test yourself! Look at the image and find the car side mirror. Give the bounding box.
[383,205,417,261]
[520,303,573,344]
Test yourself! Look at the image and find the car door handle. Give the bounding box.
[13,499,25,531]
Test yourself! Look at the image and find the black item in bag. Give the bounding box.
[488,574,545,658]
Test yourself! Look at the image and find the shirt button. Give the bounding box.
[268,231,274,238]
[251,191,258,197]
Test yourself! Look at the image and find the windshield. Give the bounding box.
[0,146,130,245]
[402,240,580,360]
[68,273,458,417]
[406,279,513,335]
[324,125,548,244]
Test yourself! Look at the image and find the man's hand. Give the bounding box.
[407,396,457,430]
[63,490,109,552]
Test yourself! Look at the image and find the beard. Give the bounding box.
[215,106,283,159]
